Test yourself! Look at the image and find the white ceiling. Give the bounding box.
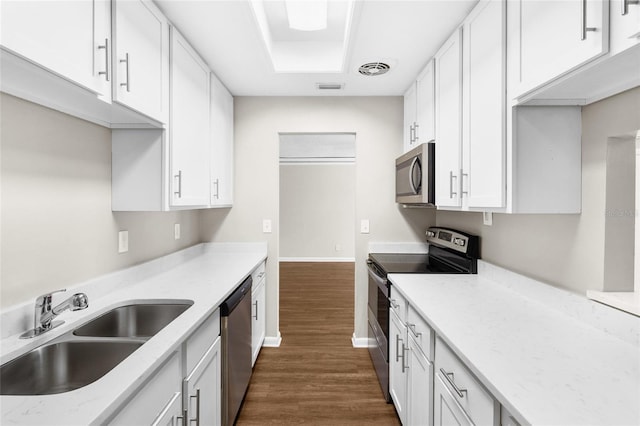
[155,0,479,96]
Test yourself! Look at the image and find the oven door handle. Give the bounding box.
[367,263,388,295]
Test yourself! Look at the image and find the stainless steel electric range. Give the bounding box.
[366,227,479,402]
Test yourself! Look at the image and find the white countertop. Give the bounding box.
[389,262,640,426]
[0,242,267,425]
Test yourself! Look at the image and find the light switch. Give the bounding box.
[118,230,129,253]
[174,223,181,240]
[360,219,370,234]
[263,219,272,233]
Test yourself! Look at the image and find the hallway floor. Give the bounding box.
[235,262,400,425]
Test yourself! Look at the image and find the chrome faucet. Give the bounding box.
[20,289,89,339]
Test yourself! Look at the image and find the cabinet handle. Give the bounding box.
[174,171,182,198]
[623,0,640,15]
[189,388,200,425]
[409,124,415,144]
[177,408,188,426]
[580,0,597,40]
[120,53,130,92]
[461,172,469,197]
[213,178,220,200]
[98,38,110,82]
[257,272,265,279]
[390,299,399,309]
[401,343,409,373]
[449,171,458,198]
[253,300,259,320]
[408,323,422,337]
[413,122,419,142]
[395,335,403,363]
[440,368,468,398]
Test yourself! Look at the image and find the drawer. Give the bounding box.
[389,285,407,322]
[407,304,434,361]
[185,308,220,373]
[251,261,266,289]
[435,337,498,425]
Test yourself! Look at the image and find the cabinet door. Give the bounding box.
[151,392,183,426]
[610,0,640,54]
[184,337,222,426]
[435,28,463,208]
[0,0,110,96]
[170,27,211,207]
[462,0,506,209]
[251,277,266,366]
[407,338,433,426]
[512,0,608,96]
[403,82,418,153]
[416,60,436,145]
[113,0,168,122]
[389,311,407,424]
[210,72,234,207]
[433,374,473,426]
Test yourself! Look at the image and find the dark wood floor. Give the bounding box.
[236,262,400,425]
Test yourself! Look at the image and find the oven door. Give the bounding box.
[367,260,391,401]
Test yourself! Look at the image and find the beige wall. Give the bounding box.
[199,97,436,340]
[279,163,355,259]
[437,87,640,295]
[0,94,201,308]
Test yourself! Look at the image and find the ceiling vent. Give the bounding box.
[316,83,344,90]
[358,62,391,76]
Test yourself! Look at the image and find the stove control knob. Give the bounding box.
[453,238,466,247]
[426,231,436,238]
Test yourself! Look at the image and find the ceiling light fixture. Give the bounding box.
[285,0,328,31]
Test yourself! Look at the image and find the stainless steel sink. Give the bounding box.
[73,303,192,338]
[0,341,143,395]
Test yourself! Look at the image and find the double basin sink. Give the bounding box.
[0,301,193,395]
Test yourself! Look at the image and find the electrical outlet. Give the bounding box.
[174,223,181,240]
[263,219,272,233]
[335,244,342,252]
[360,219,370,234]
[483,212,493,226]
[118,230,129,253]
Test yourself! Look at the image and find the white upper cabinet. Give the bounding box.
[113,0,169,123]
[462,0,506,209]
[0,0,111,97]
[403,60,435,153]
[509,0,609,99]
[210,72,234,207]
[416,61,436,146]
[435,28,463,208]
[610,0,640,54]
[169,26,210,208]
[403,82,418,153]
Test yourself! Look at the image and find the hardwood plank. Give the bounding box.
[236,262,400,425]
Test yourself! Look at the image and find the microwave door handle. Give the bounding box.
[409,157,421,195]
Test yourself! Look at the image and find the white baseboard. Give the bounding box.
[352,333,369,348]
[279,257,355,262]
[263,332,282,347]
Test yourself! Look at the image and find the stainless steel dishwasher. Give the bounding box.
[221,275,252,426]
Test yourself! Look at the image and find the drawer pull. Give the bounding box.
[408,323,422,337]
[390,299,400,310]
[440,368,467,398]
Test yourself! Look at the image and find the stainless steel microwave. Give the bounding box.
[395,142,435,206]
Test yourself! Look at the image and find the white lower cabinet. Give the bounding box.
[389,310,408,424]
[434,337,499,426]
[183,337,222,426]
[251,262,267,366]
[108,351,183,424]
[433,373,473,426]
[108,309,221,425]
[407,337,433,426]
[152,392,183,426]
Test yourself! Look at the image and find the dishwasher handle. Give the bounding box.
[220,276,253,316]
